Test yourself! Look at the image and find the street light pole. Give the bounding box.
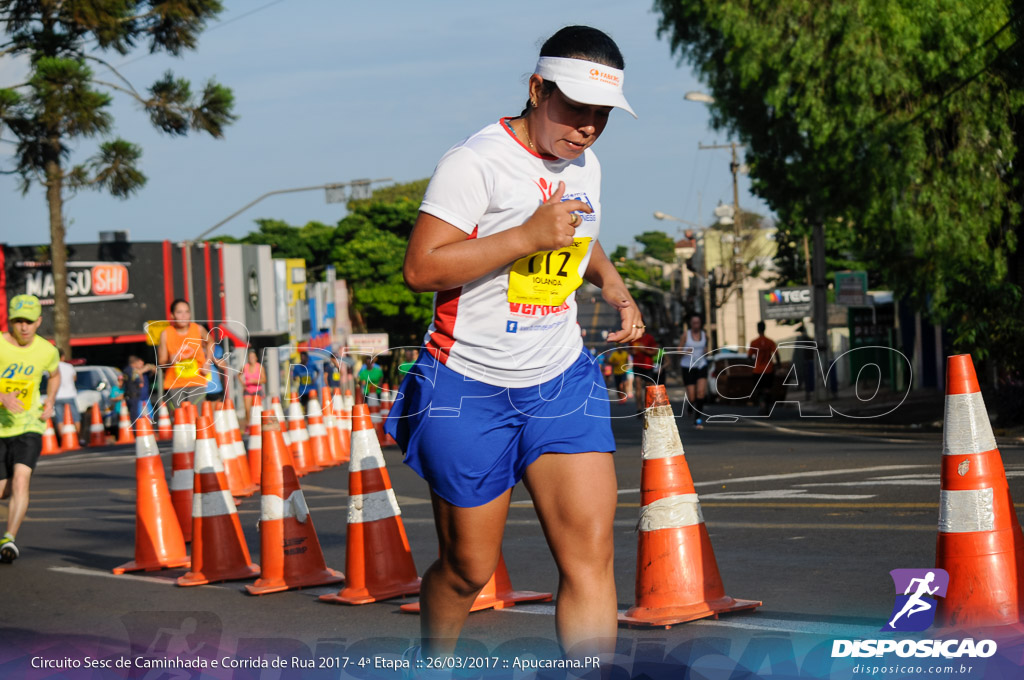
[699,141,746,347]
[654,211,715,347]
[181,177,392,307]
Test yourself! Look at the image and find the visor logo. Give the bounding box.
[587,68,621,86]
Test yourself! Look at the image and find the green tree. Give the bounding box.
[634,230,677,263]
[655,0,1024,369]
[226,219,336,278]
[0,1,235,355]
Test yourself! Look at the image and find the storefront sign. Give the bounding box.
[759,286,813,320]
[18,261,132,303]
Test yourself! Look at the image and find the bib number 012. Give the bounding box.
[507,237,592,307]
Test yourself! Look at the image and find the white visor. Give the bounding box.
[534,56,637,119]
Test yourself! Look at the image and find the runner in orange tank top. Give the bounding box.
[158,299,215,411]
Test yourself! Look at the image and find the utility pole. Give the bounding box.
[812,218,828,401]
[699,141,746,346]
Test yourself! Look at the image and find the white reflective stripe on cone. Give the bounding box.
[90,423,105,432]
[939,488,996,533]
[61,425,76,433]
[348,488,401,524]
[194,442,224,473]
[261,490,310,523]
[308,423,328,437]
[943,393,997,456]
[307,402,323,417]
[136,436,160,458]
[169,469,193,491]
[349,431,385,472]
[193,490,237,517]
[641,406,686,460]
[172,426,191,453]
[638,494,704,532]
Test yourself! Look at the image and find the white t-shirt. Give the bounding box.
[419,118,603,388]
[56,361,78,399]
[681,330,708,370]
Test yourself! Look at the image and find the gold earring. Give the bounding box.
[530,98,537,108]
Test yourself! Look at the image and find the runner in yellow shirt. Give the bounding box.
[0,295,60,563]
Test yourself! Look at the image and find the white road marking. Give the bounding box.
[503,604,883,638]
[700,489,876,501]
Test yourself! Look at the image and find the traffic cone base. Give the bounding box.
[87,403,106,447]
[113,420,190,574]
[178,416,259,586]
[246,425,344,595]
[320,404,419,605]
[618,527,761,627]
[618,385,761,627]
[934,354,1024,630]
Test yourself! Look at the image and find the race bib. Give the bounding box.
[175,358,201,379]
[508,237,592,306]
[0,378,32,410]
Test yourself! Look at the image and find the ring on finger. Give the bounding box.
[569,213,582,228]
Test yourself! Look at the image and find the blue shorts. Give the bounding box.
[384,349,615,508]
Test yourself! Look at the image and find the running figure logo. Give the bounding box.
[882,568,949,632]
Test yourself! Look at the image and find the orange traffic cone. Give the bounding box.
[87,403,106,447]
[619,385,761,627]
[156,403,173,441]
[247,395,263,487]
[113,418,190,574]
[320,388,339,464]
[59,404,80,451]
[272,396,292,449]
[332,390,351,465]
[305,391,334,469]
[934,354,1024,629]
[225,400,258,494]
[178,416,260,586]
[287,393,319,476]
[400,553,550,614]
[367,393,385,445]
[379,384,398,448]
[115,402,135,445]
[213,402,257,498]
[246,419,345,595]
[41,418,61,456]
[320,404,420,605]
[169,407,195,542]
[200,400,213,422]
[343,389,355,411]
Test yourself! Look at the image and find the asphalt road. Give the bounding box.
[2,391,1023,680]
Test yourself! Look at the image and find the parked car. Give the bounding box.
[708,348,791,405]
[73,366,123,425]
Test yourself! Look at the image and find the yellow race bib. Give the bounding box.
[0,378,32,410]
[176,358,201,379]
[508,237,592,307]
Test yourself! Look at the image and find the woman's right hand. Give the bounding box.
[518,181,592,252]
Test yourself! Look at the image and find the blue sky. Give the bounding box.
[1,0,771,252]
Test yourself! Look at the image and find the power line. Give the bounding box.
[115,0,289,69]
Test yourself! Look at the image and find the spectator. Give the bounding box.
[631,329,659,413]
[357,357,384,399]
[748,321,781,414]
[53,351,80,439]
[204,344,226,403]
[124,355,156,421]
[239,349,265,427]
[606,346,630,403]
[290,352,320,406]
[793,325,816,399]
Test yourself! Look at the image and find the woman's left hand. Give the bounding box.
[603,282,645,344]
